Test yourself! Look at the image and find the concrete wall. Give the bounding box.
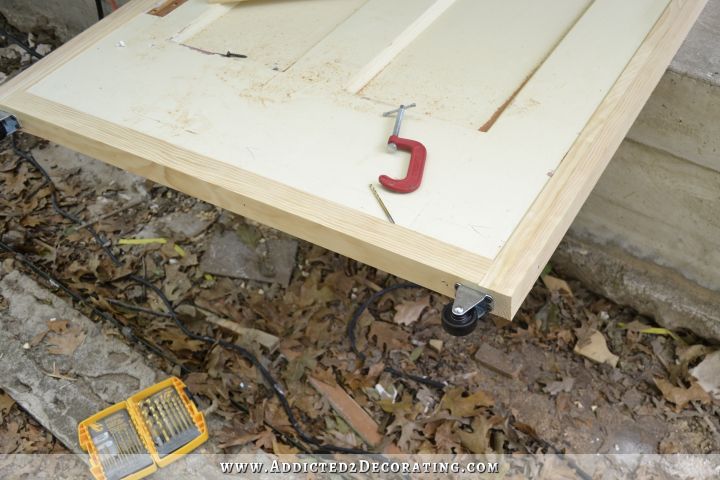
[0,1,130,42]
[555,0,720,341]
[574,140,720,293]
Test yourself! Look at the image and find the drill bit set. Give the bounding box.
[78,377,208,480]
[83,408,155,480]
[136,387,202,458]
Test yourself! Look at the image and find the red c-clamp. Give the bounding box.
[379,103,427,194]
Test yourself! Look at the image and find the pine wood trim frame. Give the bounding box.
[481,0,708,318]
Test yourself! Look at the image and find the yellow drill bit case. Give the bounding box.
[78,377,208,480]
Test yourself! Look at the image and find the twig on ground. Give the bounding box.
[73,199,145,230]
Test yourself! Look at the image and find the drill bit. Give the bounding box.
[154,397,177,437]
[148,400,170,443]
[141,402,163,446]
[162,393,185,433]
[128,427,144,454]
[170,391,191,431]
[369,184,396,224]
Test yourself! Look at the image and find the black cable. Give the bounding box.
[95,0,105,21]
[106,298,172,317]
[128,273,366,454]
[347,283,447,390]
[12,138,121,265]
[8,138,372,454]
[0,25,44,60]
[0,239,185,373]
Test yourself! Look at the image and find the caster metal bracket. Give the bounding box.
[0,111,20,140]
[452,284,494,317]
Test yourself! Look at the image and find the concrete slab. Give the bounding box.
[135,203,216,240]
[0,268,224,464]
[155,205,216,239]
[0,270,160,453]
[553,236,720,342]
[200,231,298,287]
[31,142,148,218]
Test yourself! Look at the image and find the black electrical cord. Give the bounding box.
[95,0,105,21]
[347,284,447,390]
[7,137,371,454]
[0,25,44,60]
[0,238,187,373]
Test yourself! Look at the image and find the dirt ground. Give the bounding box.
[1,16,719,458]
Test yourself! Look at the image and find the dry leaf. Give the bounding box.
[218,431,265,449]
[457,415,501,454]
[654,378,710,410]
[29,330,47,347]
[545,376,575,396]
[538,455,582,480]
[254,429,275,451]
[272,438,300,455]
[298,273,335,307]
[152,324,206,352]
[278,339,303,361]
[46,319,68,333]
[0,392,15,421]
[690,351,720,399]
[439,387,493,418]
[45,323,86,356]
[393,297,430,326]
[434,421,461,453]
[679,344,714,367]
[163,263,193,302]
[368,322,410,352]
[542,275,573,296]
[387,414,420,452]
[574,330,618,367]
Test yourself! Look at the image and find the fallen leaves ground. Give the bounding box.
[0,17,718,457]
[0,390,68,454]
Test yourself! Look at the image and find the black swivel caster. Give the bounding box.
[0,112,20,141]
[442,303,479,336]
[441,285,494,337]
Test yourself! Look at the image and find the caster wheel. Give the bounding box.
[442,303,479,337]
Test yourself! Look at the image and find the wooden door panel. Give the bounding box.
[0,0,705,318]
[359,0,593,129]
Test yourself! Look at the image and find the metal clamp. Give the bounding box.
[379,103,427,194]
[0,111,20,140]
